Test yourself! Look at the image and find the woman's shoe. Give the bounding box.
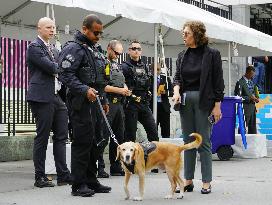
[175,183,194,193]
[201,185,211,194]
[184,183,194,192]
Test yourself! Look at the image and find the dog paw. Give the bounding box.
[177,193,184,199]
[133,197,143,201]
[124,196,130,200]
[164,195,174,199]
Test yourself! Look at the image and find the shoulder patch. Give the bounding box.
[65,54,75,62]
[135,67,145,74]
[111,63,119,70]
[61,60,71,68]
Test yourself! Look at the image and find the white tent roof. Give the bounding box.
[1,0,272,57]
[114,0,272,57]
[208,0,272,5]
[33,0,115,16]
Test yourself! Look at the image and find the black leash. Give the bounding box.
[95,96,120,146]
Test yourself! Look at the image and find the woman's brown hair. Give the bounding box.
[183,21,209,46]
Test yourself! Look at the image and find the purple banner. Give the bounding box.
[1,37,30,89]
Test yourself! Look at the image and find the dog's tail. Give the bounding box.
[179,133,202,152]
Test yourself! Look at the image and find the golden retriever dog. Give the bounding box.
[116,133,202,201]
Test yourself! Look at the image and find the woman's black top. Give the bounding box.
[182,46,204,91]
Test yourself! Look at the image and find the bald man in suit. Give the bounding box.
[27,17,71,188]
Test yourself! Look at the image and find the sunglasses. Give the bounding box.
[130,47,142,51]
[111,48,122,56]
[92,30,103,36]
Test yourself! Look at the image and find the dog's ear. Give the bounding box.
[116,145,121,161]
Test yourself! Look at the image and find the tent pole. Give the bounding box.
[104,16,123,29]
[45,4,50,17]
[153,23,158,124]
[228,42,231,96]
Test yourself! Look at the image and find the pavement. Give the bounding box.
[0,154,272,205]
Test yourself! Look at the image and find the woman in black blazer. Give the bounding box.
[172,21,224,194]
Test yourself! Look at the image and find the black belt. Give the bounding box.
[130,94,149,103]
[108,96,123,104]
[130,91,151,103]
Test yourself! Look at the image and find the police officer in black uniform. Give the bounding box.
[58,14,111,197]
[122,40,159,143]
[97,40,130,177]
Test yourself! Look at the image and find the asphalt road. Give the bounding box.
[0,155,272,205]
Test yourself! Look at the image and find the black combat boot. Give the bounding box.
[110,163,125,176]
[97,168,110,178]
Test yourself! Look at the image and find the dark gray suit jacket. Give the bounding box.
[234,77,257,114]
[26,37,60,103]
[234,77,255,103]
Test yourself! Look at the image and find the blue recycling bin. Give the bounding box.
[211,96,243,160]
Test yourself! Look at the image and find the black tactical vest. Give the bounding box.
[109,61,125,88]
[131,63,151,92]
[70,41,107,92]
[92,45,108,91]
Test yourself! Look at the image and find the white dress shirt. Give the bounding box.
[38,35,61,94]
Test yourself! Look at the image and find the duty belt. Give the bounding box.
[111,97,122,104]
[130,91,151,103]
[131,94,150,103]
[109,96,123,104]
[132,94,142,103]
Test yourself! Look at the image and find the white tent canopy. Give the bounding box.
[33,0,115,16]
[1,0,272,57]
[209,0,272,5]
[114,0,272,57]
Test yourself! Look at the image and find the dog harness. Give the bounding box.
[140,142,157,165]
[123,142,157,174]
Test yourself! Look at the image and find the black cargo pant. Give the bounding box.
[124,101,158,142]
[69,98,99,189]
[98,101,125,169]
[157,102,171,138]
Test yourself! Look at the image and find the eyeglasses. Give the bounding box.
[92,31,103,36]
[129,47,142,51]
[182,31,193,37]
[111,48,122,56]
